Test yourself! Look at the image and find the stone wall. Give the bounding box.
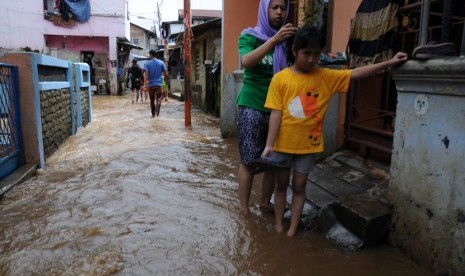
[40,89,72,158]
[73,87,78,134]
[81,88,89,126]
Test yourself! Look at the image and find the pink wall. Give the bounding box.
[46,36,109,54]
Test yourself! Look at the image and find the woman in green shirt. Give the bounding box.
[236,0,297,215]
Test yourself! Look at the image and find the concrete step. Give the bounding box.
[0,163,37,198]
[304,150,392,251]
[332,194,392,246]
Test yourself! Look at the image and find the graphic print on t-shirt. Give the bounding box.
[288,86,322,146]
[261,54,273,66]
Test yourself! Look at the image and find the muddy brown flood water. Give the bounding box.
[0,96,430,275]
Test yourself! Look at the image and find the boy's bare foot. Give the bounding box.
[274,224,284,233]
[287,229,296,237]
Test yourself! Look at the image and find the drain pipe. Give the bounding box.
[418,0,430,46]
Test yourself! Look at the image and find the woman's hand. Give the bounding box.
[241,24,297,69]
[272,23,298,44]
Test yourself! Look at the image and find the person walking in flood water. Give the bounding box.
[126,59,144,103]
[236,0,297,215]
[144,49,167,117]
[260,24,407,236]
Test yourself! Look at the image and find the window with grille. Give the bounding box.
[132,38,140,46]
[398,0,465,57]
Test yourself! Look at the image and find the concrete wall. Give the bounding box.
[221,70,243,137]
[390,59,465,275]
[74,63,92,128]
[1,53,91,168]
[170,78,184,94]
[221,0,258,137]
[1,53,40,167]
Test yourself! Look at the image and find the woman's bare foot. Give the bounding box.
[274,224,284,233]
[240,206,249,216]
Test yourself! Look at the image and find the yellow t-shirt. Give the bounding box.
[265,67,352,154]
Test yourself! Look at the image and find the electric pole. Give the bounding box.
[156,0,164,46]
[183,0,192,127]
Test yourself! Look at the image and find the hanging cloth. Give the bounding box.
[63,0,91,23]
[59,1,70,22]
[347,0,399,68]
[54,0,62,12]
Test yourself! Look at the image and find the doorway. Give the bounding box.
[81,51,95,85]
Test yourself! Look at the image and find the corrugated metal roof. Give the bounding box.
[117,37,143,50]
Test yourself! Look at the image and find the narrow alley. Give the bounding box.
[0,95,430,275]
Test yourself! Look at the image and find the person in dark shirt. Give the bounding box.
[127,59,144,103]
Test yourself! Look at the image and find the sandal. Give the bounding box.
[412,42,456,60]
[249,156,290,170]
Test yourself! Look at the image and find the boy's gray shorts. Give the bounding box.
[273,151,314,174]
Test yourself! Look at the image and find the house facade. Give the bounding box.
[188,18,222,115]
[161,9,222,110]
[129,23,156,57]
[161,9,223,45]
[0,0,141,95]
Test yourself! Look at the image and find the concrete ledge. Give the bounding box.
[169,92,183,101]
[0,163,37,197]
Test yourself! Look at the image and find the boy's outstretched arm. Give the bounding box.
[351,52,408,80]
[261,109,282,158]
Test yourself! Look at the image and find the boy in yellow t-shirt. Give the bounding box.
[261,24,407,237]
